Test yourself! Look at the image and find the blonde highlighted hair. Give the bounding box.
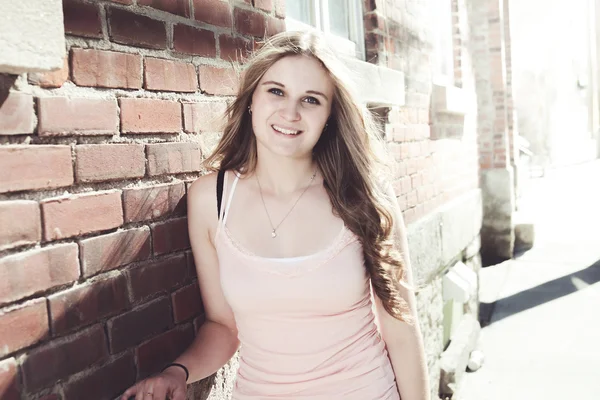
[204,31,412,322]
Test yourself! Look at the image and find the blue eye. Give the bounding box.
[304,96,320,105]
[268,88,283,96]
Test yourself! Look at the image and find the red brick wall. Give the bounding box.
[364,0,479,225]
[503,0,517,166]
[452,0,465,88]
[477,0,512,170]
[0,1,284,399]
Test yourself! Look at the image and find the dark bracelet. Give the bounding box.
[162,363,189,382]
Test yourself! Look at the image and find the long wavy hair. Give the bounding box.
[204,31,412,322]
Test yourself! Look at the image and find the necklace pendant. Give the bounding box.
[271,230,277,238]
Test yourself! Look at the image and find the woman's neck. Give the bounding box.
[253,154,317,195]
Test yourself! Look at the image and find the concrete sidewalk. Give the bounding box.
[458,161,600,400]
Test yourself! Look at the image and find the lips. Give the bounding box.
[272,124,302,136]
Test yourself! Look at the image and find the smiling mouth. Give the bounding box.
[272,124,302,136]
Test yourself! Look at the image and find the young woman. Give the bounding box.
[122,31,430,400]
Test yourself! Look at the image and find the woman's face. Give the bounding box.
[250,55,334,160]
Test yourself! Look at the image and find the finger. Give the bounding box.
[170,385,187,400]
[135,383,150,400]
[121,384,138,400]
[143,391,155,400]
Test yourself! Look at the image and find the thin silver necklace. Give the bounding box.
[255,170,317,238]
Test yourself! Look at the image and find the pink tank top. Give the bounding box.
[214,171,400,400]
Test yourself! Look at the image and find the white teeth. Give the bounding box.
[272,125,300,135]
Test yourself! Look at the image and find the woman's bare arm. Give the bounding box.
[374,186,430,400]
[173,173,240,381]
[121,173,239,400]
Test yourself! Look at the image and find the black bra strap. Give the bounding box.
[216,169,225,219]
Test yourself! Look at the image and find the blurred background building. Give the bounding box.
[511,0,599,169]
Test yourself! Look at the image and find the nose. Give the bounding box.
[278,99,301,121]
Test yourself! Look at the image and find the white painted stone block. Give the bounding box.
[443,261,478,303]
[0,0,65,74]
[443,269,471,303]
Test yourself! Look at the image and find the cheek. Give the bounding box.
[306,108,330,129]
[253,95,279,118]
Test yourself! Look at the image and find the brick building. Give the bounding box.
[0,0,519,399]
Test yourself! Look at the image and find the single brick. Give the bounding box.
[172,24,217,57]
[402,208,416,224]
[63,353,135,400]
[274,0,285,17]
[0,200,41,251]
[417,186,428,203]
[29,57,69,88]
[41,191,123,241]
[400,143,410,159]
[193,0,233,28]
[172,283,203,323]
[407,191,418,208]
[108,8,167,49]
[63,0,103,38]
[71,48,142,89]
[401,176,411,195]
[136,326,194,379]
[151,217,191,255]
[38,97,118,136]
[22,325,108,392]
[120,98,182,134]
[0,244,79,305]
[409,142,421,158]
[107,297,172,353]
[75,144,145,182]
[0,145,73,194]
[411,174,422,189]
[396,193,408,211]
[198,65,239,96]
[80,227,151,277]
[123,183,186,223]
[138,0,190,17]
[255,0,272,12]
[234,7,266,37]
[49,274,130,335]
[0,299,49,358]
[266,16,285,36]
[219,34,251,61]
[144,58,198,92]
[183,101,227,133]
[146,143,201,176]
[0,92,34,135]
[0,358,20,400]
[126,254,187,302]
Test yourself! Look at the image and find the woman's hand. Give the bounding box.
[120,366,187,400]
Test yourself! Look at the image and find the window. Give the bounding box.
[431,0,454,85]
[285,0,366,60]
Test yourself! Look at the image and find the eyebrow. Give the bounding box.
[262,80,329,101]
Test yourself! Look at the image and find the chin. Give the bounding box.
[256,133,318,160]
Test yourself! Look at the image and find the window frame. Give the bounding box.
[284,0,366,61]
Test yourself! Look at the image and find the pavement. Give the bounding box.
[457,160,600,400]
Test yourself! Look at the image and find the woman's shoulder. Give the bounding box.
[189,171,218,195]
[187,171,220,218]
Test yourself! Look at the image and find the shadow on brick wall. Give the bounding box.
[0,191,224,400]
